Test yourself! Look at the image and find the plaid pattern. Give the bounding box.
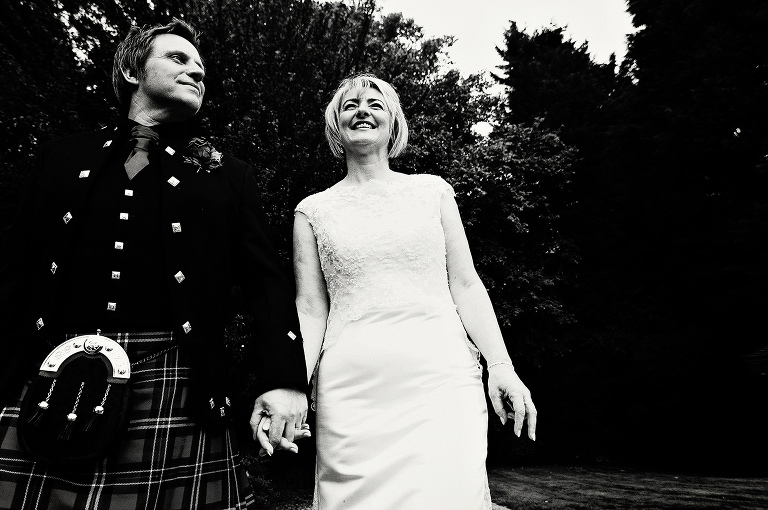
[0,331,255,510]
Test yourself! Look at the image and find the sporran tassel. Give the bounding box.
[58,413,77,440]
[83,383,111,433]
[58,381,85,441]
[26,379,57,427]
[82,405,104,432]
[26,401,49,427]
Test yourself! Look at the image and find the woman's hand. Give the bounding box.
[487,364,537,441]
[255,415,312,457]
[250,388,309,456]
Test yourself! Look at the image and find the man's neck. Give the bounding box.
[129,110,185,127]
[127,101,194,126]
[129,111,161,126]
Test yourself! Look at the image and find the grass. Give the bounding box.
[251,463,768,509]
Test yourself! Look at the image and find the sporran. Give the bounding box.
[17,332,136,467]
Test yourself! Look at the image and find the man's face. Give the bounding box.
[132,33,206,120]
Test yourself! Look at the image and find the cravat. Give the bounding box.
[124,125,159,180]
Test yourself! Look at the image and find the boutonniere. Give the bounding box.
[184,137,223,173]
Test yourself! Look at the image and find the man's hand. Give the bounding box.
[250,388,309,456]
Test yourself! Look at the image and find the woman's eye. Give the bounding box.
[343,103,356,110]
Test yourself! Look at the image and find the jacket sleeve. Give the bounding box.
[233,162,308,401]
[0,146,49,406]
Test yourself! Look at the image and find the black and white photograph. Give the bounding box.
[0,1,766,509]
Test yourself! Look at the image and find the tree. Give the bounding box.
[448,122,577,360]
[493,1,768,470]
[605,0,768,469]
[493,22,616,150]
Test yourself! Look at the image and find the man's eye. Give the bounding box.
[170,55,183,63]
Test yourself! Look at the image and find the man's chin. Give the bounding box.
[165,99,203,121]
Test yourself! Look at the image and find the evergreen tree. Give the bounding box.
[493,21,616,149]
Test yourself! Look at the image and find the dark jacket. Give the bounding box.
[0,124,307,421]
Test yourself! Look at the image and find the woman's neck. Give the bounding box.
[343,155,394,184]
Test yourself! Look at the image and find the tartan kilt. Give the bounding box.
[0,331,255,510]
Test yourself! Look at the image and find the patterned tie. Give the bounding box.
[124,125,159,180]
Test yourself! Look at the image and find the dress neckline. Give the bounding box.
[330,173,419,193]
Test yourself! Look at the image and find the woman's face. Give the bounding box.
[338,86,391,155]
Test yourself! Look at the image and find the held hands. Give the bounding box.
[250,388,310,457]
[488,364,537,441]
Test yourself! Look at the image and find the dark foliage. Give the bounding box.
[493,0,768,472]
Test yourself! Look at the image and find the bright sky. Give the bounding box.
[376,0,636,76]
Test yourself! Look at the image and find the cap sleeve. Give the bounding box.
[435,176,455,198]
[295,195,318,227]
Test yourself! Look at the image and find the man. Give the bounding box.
[0,19,308,509]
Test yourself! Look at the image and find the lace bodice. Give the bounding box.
[296,174,458,350]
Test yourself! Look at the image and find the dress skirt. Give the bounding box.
[314,307,492,510]
[0,331,254,510]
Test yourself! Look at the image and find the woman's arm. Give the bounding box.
[442,193,537,440]
[293,212,329,383]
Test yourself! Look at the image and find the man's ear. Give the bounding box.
[121,67,140,86]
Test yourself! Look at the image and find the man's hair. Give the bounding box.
[112,18,202,110]
[324,73,409,159]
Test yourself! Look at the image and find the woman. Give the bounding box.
[294,74,537,509]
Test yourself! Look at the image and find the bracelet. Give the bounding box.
[487,361,514,370]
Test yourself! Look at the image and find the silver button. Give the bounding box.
[63,212,73,224]
[174,271,185,283]
[111,271,121,280]
[114,241,124,250]
[119,212,129,220]
[165,146,176,155]
[103,140,112,148]
[125,189,134,197]
[171,222,181,233]
[167,176,180,187]
[107,302,117,311]
[36,318,44,330]
[79,170,90,179]
[182,321,192,333]
[287,331,297,340]
[50,262,58,274]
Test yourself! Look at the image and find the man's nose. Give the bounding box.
[188,63,205,82]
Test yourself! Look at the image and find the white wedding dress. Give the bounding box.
[296,174,492,510]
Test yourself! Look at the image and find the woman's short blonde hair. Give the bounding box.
[324,74,408,159]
